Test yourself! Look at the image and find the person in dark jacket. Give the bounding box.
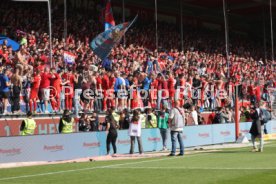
[119,109,130,130]
[249,105,263,152]
[90,112,99,131]
[106,109,119,156]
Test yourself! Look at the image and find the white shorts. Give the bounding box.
[40,88,50,101]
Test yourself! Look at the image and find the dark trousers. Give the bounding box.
[106,133,117,154]
[11,86,21,112]
[130,136,143,154]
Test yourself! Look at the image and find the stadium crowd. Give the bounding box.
[0,1,275,127]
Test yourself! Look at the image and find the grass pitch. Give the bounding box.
[0,141,276,184]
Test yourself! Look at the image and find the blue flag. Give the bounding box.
[90,15,137,61]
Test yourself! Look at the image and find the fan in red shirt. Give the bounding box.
[108,72,116,107]
[161,75,169,109]
[150,76,158,108]
[130,76,139,109]
[29,70,41,113]
[40,67,53,113]
[167,72,175,108]
[101,70,110,111]
[179,74,186,107]
[254,81,261,103]
[62,67,75,110]
[36,60,46,73]
[50,68,62,112]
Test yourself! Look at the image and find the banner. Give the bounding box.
[1,121,275,164]
[64,51,76,64]
[90,15,138,60]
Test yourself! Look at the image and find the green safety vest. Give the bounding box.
[21,118,36,136]
[61,118,74,133]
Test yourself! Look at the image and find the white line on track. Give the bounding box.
[0,153,211,181]
[102,167,276,170]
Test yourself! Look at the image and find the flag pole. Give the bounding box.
[48,0,53,68]
[122,0,126,47]
[64,0,67,41]
[263,5,267,62]
[223,0,230,79]
[180,0,184,51]
[270,0,274,62]
[155,0,158,52]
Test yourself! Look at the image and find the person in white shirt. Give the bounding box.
[190,106,198,125]
[129,109,143,154]
[168,100,185,156]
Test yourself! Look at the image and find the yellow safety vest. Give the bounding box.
[61,118,74,133]
[140,114,146,129]
[21,118,36,136]
[112,112,120,123]
[146,113,157,128]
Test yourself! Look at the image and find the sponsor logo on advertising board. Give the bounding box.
[0,148,21,156]
[198,133,210,138]
[182,134,187,139]
[43,145,64,152]
[117,139,130,145]
[240,129,249,133]
[83,142,100,148]
[147,137,161,142]
[272,127,276,131]
[220,131,231,136]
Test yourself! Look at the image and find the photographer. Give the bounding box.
[78,113,91,132]
[90,112,99,131]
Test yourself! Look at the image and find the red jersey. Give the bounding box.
[40,72,52,88]
[255,86,261,101]
[36,64,46,72]
[52,73,62,92]
[96,76,102,89]
[180,78,186,87]
[162,79,168,97]
[168,77,175,89]
[32,75,41,89]
[109,77,115,89]
[157,79,163,90]
[102,75,110,90]
[247,85,254,95]
[62,73,75,87]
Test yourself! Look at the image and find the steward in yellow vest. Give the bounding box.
[20,111,36,136]
[145,108,157,128]
[59,109,74,133]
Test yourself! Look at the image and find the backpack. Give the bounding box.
[213,113,221,124]
[260,108,271,125]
